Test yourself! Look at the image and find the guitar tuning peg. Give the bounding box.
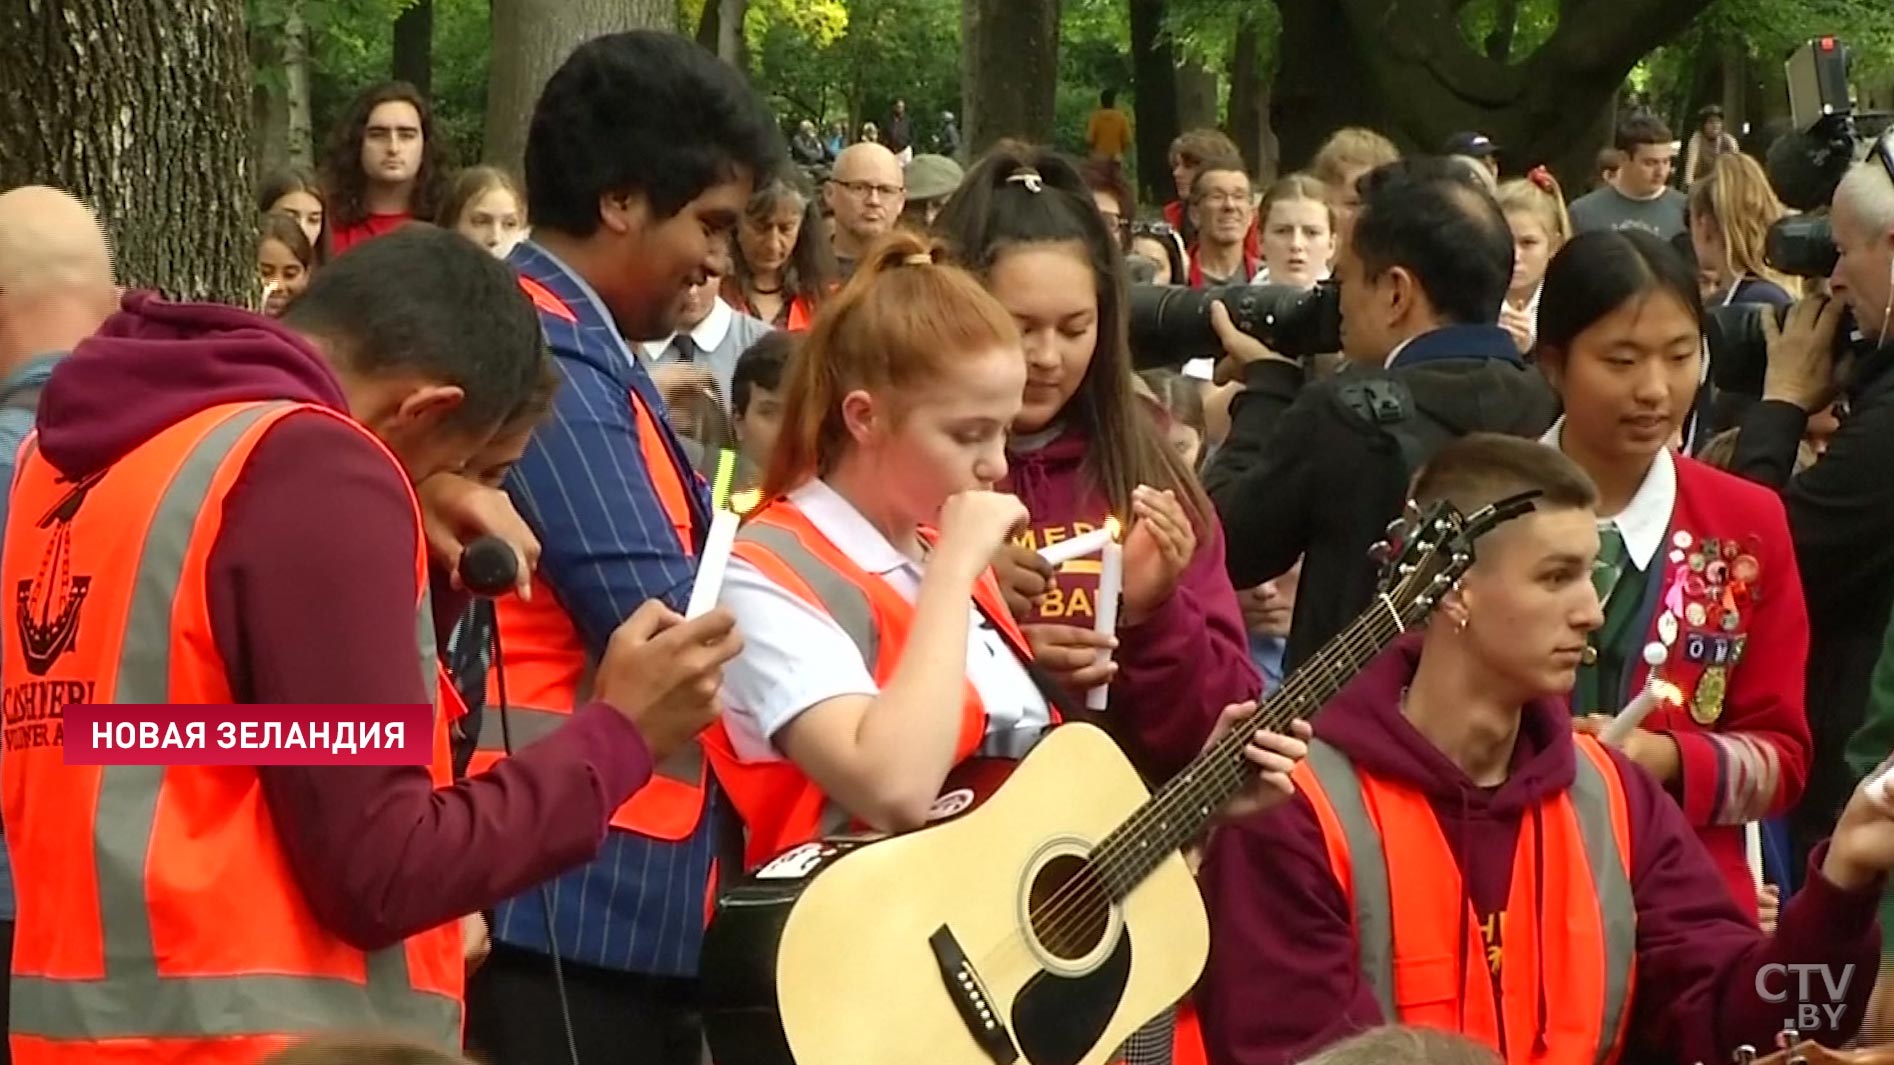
[1384,516,1406,538]
[1732,1046,1756,1065]
[1367,540,1392,564]
[1404,499,1422,521]
[1776,1029,1798,1050]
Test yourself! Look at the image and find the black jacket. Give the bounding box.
[1729,342,1894,864]
[1205,325,1557,671]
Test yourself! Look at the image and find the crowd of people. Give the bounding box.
[4,22,1894,1065]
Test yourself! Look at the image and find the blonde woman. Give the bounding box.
[1688,151,1799,311]
[1494,167,1573,354]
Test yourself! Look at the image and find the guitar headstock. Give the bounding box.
[1370,489,1544,628]
[1738,1038,1894,1065]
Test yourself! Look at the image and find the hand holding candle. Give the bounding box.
[1600,643,1683,746]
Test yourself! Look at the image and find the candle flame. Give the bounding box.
[1105,516,1122,540]
[1653,680,1684,707]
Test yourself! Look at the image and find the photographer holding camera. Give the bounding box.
[1204,156,1556,670]
[1730,141,1894,865]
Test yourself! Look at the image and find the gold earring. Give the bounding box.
[1456,614,1469,635]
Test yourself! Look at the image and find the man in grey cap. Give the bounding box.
[901,153,964,230]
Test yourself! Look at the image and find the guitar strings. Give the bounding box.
[1011,495,1530,970]
[958,545,1447,988]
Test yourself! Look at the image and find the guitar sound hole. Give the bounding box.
[1026,854,1110,962]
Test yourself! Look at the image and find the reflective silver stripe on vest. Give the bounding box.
[1304,740,1396,1020]
[1303,738,1632,1064]
[735,523,880,665]
[1570,744,1635,1062]
[10,402,458,1047]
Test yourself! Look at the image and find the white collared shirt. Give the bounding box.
[1541,418,1677,570]
[634,296,774,417]
[717,479,1053,763]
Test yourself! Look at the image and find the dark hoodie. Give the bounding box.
[1205,325,1559,672]
[27,293,652,950]
[1198,636,1881,1065]
[1006,422,1259,781]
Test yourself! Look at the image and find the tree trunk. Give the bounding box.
[1174,60,1218,132]
[284,0,314,167]
[1483,0,1519,63]
[483,0,671,176]
[1128,0,1181,206]
[716,0,748,70]
[1225,16,1276,181]
[392,0,433,95]
[1269,0,1716,187]
[0,0,253,304]
[962,0,1060,157]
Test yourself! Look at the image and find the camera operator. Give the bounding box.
[1204,156,1556,671]
[1730,146,1894,864]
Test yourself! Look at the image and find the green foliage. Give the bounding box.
[1454,0,1559,61]
[746,0,960,144]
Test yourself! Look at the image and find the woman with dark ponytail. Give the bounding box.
[936,147,1261,780]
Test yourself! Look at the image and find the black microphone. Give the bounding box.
[1765,122,1855,212]
[458,536,519,597]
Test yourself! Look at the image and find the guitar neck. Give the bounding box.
[1089,593,1414,898]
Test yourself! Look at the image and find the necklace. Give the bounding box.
[750,281,784,296]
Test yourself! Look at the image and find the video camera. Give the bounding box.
[1127,281,1342,369]
[1704,37,1890,395]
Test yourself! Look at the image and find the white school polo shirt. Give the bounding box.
[718,479,1053,763]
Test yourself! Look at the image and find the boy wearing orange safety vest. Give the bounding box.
[0,227,740,1065]
[1199,435,1889,1065]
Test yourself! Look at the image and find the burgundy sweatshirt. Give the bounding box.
[1005,422,1260,781]
[35,292,653,951]
[1197,636,1881,1065]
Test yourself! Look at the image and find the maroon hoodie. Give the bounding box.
[31,292,652,950]
[1005,422,1259,780]
[1198,636,1880,1065]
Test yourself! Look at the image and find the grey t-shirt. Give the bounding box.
[1567,185,1689,242]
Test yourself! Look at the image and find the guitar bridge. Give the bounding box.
[929,925,1019,1065]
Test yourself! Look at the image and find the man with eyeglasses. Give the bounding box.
[1734,132,1894,877]
[824,142,906,278]
[1187,164,1261,288]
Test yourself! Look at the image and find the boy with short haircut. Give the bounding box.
[1200,433,1885,1065]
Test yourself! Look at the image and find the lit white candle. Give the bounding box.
[1601,645,1683,746]
[685,508,742,618]
[1088,520,1124,711]
[1038,525,1113,567]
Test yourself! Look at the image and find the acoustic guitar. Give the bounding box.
[699,492,1542,1065]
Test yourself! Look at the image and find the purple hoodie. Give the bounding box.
[27,292,651,950]
[1005,423,1260,780]
[1198,636,1880,1065]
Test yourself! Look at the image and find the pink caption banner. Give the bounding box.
[60,704,433,766]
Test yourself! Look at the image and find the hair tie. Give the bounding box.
[903,252,933,266]
[1007,169,1045,193]
[1527,165,1555,193]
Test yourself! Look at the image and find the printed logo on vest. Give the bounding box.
[15,471,103,676]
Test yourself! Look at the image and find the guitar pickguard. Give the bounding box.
[1010,930,1133,1065]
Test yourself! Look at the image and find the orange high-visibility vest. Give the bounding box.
[1292,735,1637,1065]
[699,498,1051,869]
[472,276,710,841]
[0,400,461,1065]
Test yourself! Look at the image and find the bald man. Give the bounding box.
[824,142,905,276]
[0,184,115,1065]
[0,184,116,512]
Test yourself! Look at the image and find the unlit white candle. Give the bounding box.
[685,508,742,618]
[1038,526,1113,567]
[1745,822,1764,892]
[1088,535,1123,711]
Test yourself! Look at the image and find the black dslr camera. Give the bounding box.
[1704,37,1891,396]
[1127,281,1343,369]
